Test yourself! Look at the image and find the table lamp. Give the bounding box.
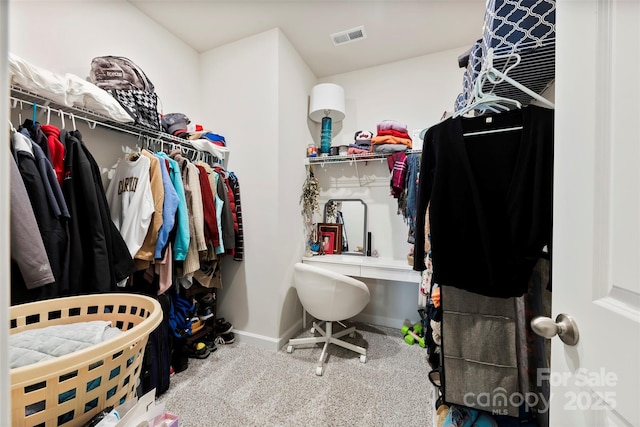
[309,83,345,155]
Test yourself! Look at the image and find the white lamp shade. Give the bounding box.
[309,83,345,123]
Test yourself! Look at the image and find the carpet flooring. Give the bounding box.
[157,322,436,427]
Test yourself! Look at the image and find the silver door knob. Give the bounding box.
[531,313,580,346]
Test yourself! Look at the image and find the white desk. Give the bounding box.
[300,255,421,329]
[301,255,420,283]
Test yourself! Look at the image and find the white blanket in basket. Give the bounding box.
[10,321,122,369]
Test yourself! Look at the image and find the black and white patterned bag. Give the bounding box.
[109,89,161,131]
[89,56,161,130]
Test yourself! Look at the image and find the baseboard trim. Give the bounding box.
[232,319,304,352]
[353,313,408,330]
[232,316,407,351]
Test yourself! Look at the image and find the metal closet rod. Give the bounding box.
[8,90,201,153]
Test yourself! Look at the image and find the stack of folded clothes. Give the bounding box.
[348,130,374,155]
[161,113,205,138]
[161,113,227,148]
[372,120,412,154]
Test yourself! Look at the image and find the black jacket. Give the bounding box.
[12,145,68,304]
[62,130,135,294]
[413,105,554,298]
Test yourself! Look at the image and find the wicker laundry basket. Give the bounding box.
[9,293,162,427]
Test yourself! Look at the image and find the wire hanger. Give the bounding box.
[129,134,143,161]
[455,56,523,119]
[455,80,522,118]
[58,110,66,129]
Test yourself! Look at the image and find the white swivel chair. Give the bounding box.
[287,262,371,376]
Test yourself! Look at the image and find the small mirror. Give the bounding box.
[323,199,367,256]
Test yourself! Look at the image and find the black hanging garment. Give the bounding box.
[11,131,69,304]
[138,293,172,398]
[413,105,554,298]
[62,130,135,294]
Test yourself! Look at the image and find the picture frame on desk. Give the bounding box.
[320,232,334,255]
[318,223,342,254]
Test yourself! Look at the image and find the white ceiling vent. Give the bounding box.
[331,26,367,46]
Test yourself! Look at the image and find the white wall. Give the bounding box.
[276,31,318,337]
[198,29,315,347]
[199,30,280,345]
[319,46,468,147]
[9,1,201,121]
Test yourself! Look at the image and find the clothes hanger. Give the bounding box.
[58,110,66,129]
[460,83,524,137]
[454,68,523,119]
[127,134,142,161]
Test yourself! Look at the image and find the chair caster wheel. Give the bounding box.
[360,355,367,364]
[287,345,294,353]
[310,327,315,334]
[316,366,324,376]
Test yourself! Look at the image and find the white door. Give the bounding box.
[551,0,640,425]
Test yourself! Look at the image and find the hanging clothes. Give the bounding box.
[105,152,155,258]
[156,152,190,261]
[62,130,135,294]
[197,162,221,253]
[195,163,219,255]
[154,154,179,260]
[413,105,554,298]
[11,131,69,300]
[19,119,51,162]
[404,153,420,244]
[213,164,236,254]
[9,154,55,305]
[134,150,165,270]
[40,124,65,185]
[228,172,244,261]
[169,150,203,276]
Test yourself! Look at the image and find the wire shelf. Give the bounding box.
[305,149,422,167]
[9,84,229,163]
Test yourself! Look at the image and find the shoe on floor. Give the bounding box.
[214,332,235,345]
[188,342,210,359]
[202,333,219,352]
[198,305,214,321]
[216,318,233,334]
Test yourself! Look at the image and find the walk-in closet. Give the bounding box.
[1,1,638,426]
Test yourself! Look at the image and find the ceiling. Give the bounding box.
[128,0,487,77]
